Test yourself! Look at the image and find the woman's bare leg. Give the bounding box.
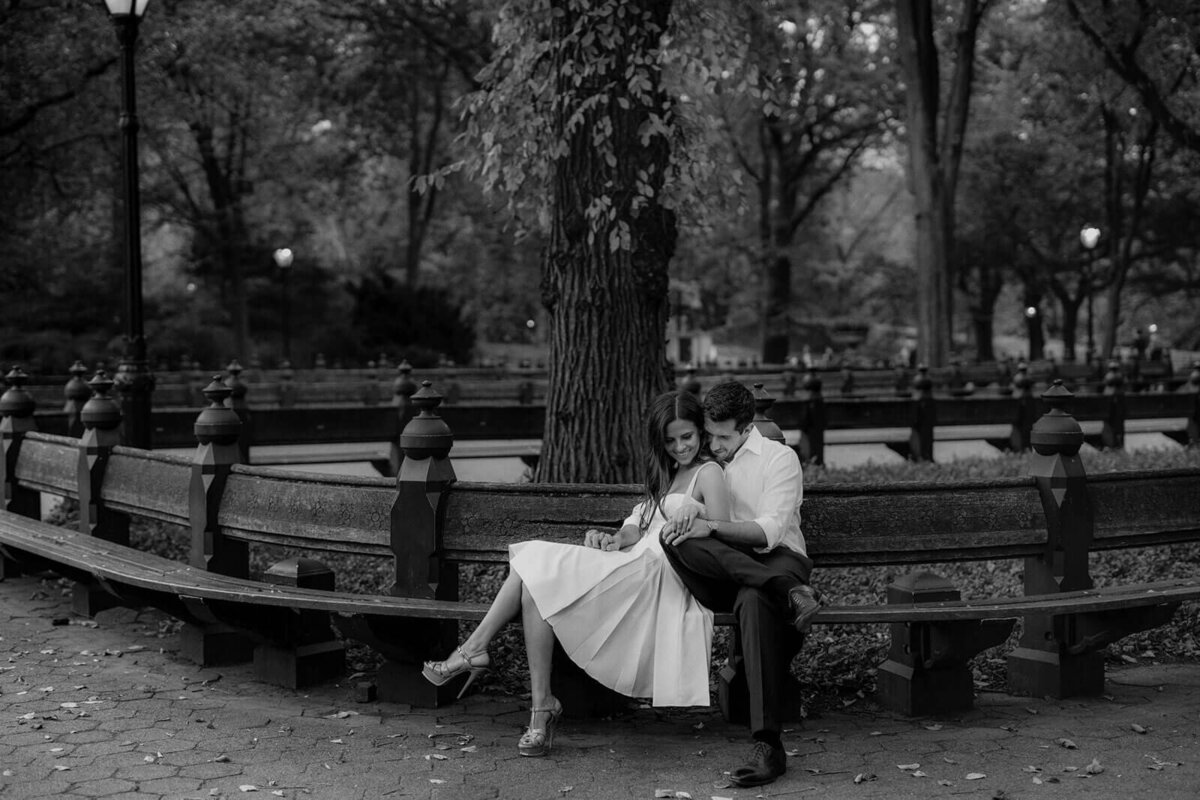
[457,570,523,656]
[522,583,557,718]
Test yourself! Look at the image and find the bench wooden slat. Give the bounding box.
[11,433,78,498]
[97,448,192,527]
[217,467,394,556]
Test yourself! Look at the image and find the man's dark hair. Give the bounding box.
[703,380,755,430]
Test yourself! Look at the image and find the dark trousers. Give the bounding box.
[662,535,812,737]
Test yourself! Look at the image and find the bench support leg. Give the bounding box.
[876,572,1014,716]
[255,641,346,690]
[1008,646,1103,699]
[252,558,346,689]
[178,596,255,667]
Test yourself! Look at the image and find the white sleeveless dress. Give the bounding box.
[508,464,717,707]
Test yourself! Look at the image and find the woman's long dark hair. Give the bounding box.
[638,390,707,530]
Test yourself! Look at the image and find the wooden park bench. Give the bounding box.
[2,368,1199,721]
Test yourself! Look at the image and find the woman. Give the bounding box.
[422,390,729,756]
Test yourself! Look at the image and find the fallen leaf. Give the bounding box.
[897,763,920,770]
[853,773,877,784]
[1033,777,1043,785]
[558,787,573,795]
[924,723,943,731]
[53,765,70,772]
[1022,765,1041,773]
[943,756,958,764]
[213,754,231,763]
[965,772,986,780]
[238,786,258,793]
[1025,707,1039,715]
[460,745,477,753]
[912,770,928,777]
[429,779,444,784]
[1057,738,1077,749]
[655,792,673,799]
[674,794,692,799]
[937,780,952,787]
[1086,758,1104,775]
[271,793,284,798]
[1131,723,1148,734]
[326,711,359,719]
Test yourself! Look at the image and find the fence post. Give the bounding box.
[797,367,826,466]
[376,380,460,706]
[1008,380,1101,697]
[908,365,935,462]
[750,383,785,444]
[1187,362,1200,447]
[0,368,38,579]
[72,371,131,616]
[1100,359,1126,449]
[388,360,419,476]
[1010,362,1036,451]
[63,360,91,438]
[225,359,252,465]
[680,365,702,396]
[182,376,253,666]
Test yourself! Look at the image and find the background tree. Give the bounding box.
[455,0,679,483]
[894,0,992,366]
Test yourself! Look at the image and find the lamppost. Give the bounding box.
[1024,304,1040,362]
[1080,225,1101,364]
[104,0,154,449]
[273,248,294,363]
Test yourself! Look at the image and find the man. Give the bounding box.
[661,380,819,788]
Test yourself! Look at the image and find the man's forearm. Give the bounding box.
[702,518,767,548]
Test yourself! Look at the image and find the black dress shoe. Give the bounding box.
[730,740,786,787]
[787,584,821,634]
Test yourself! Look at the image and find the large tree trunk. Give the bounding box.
[894,0,989,367]
[536,0,676,484]
[895,0,950,367]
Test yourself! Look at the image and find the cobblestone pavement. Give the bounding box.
[2,573,1198,800]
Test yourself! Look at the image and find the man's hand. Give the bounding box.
[661,518,713,547]
[583,528,621,551]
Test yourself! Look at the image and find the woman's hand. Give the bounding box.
[583,528,622,551]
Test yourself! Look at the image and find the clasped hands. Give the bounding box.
[583,529,624,551]
[661,505,712,547]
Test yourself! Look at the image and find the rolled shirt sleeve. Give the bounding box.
[750,446,803,552]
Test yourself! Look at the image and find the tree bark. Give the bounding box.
[537,0,676,484]
[894,0,989,367]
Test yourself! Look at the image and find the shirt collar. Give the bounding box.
[729,425,764,463]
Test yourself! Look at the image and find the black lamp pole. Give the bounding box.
[1080,226,1100,365]
[274,248,294,364]
[106,0,154,449]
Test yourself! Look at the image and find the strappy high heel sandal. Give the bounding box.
[421,647,490,699]
[518,697,563,757]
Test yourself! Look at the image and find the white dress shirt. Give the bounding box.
[724,426,806,557]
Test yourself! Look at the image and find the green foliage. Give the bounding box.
[343,272,475,366]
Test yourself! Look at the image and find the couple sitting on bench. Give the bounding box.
[422,381,821,788]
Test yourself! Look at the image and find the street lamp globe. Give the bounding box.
[273,248,294,269]
[103,0,150,16]
[1080,226,1100,250]
[1024,305,1038,319]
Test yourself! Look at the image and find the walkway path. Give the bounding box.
[2,573,1198,799]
